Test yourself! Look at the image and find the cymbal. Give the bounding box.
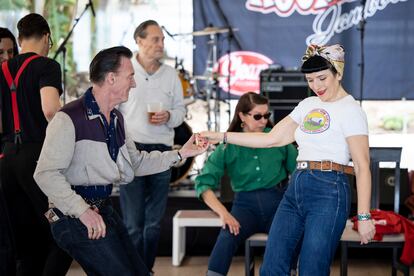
[192,27,233,36]
[193,74,225,80]
[177,27,237,37]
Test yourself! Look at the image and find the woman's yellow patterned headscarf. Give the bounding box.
[302,44,345,76]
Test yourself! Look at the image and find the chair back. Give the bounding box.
[369,147,402,213]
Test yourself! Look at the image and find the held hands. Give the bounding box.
[358,219,376,244]
[219,210,241,236]
[149,110,170,125]
[79,206,107,240]
[199,131,224,145]
[179,134,209,158]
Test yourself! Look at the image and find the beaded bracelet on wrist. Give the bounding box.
[357,213,371,221]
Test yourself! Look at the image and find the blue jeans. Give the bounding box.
[120,143,172,270]
[50,204,148,276]
[208,185,287,275]
[260,170,351,276]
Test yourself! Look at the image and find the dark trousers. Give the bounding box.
[0,173,15,276]
[0,142,72,276]
[207,186,286,275]
[51,204,149,276]
[120,143,172,271]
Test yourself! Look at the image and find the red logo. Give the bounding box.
[214,51,273,96]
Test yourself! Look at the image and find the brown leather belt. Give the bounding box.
[296,160,355,175]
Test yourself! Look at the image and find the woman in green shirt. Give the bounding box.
[195,92,298,276]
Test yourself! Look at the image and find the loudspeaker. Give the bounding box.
[350,168,410,206]
[260,69,310,123]
[380,168,409,205]
[270,106,296,124]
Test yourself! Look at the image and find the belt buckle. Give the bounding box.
[45,208,60,223]
[320,160,333,172]
[297,161,308,170]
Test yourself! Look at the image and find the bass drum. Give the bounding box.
[171,122,195,186]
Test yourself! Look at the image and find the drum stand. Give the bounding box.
[203,34,221,132]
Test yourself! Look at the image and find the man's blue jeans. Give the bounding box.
[50,204,149,276]
[260,170,351,276]
[207,185,287,275]
[120,143,172,271]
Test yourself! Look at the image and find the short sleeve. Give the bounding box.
[39,59,63,95]
[341,104,368,137]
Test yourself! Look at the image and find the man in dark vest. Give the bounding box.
[0,13,72,275]
[33,46,208,275]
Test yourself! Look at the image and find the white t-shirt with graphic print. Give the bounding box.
[289,95,368,165]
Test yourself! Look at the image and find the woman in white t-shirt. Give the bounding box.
[200,44,376,275]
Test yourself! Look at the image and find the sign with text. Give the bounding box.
[193,0,413,100]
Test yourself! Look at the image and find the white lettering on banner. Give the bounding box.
[245,0,346,17]
[246,0,408,45]
[307,0,408,45]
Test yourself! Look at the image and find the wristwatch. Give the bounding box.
[177,150,183,161]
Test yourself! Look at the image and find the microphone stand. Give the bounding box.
[358,0,367,105]
[161,26,177,40]
[53,1,94,104]
[214,0,242,125]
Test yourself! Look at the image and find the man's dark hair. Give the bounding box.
[133,20,159,41]
[0,27,19,56]
[89,46,133,84]
[17,13,51,39]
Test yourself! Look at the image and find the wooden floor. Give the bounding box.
[66,256,413,276]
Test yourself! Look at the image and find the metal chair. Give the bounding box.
[245,233,268,276]
[340,147,410,276]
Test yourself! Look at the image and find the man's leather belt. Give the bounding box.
[296,160,355,175]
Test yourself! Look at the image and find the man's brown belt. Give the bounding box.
[296,160,355,175]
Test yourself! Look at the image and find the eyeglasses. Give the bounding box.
[48,35,53,49]
[246,112,271,121]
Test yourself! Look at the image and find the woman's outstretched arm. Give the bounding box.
[200,116,298,148]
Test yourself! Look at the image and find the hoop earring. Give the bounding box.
[241,122,245,128]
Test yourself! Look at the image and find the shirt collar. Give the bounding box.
[84,87,118,123]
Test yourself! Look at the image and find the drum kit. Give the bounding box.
[170,26,236,186]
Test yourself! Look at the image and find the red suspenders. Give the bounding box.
[1,54,40,144]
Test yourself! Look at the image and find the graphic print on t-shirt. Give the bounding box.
[300,108,330,134]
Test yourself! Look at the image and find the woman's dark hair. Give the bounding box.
[17,13,51,40]
[227,92,273,132]
[89,46,133,84]
[133,20,159,41]
[301,55,338,75]
[0,27,18,56]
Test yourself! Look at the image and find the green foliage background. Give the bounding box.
[44,0,78,96]
[0,0,94,97]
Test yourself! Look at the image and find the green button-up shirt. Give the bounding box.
[195,129,298,198]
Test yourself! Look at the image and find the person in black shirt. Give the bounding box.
[0,14,72,275]
[0,26,19,276]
